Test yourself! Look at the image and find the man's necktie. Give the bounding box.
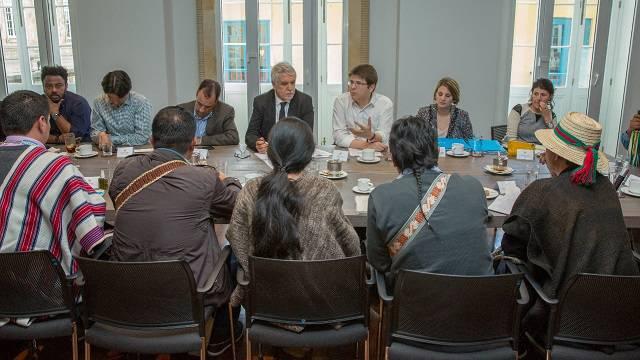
[279,102,287,121]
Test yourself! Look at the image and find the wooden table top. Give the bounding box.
[70,145,640,228]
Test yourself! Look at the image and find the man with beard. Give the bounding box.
[41,65,92,143]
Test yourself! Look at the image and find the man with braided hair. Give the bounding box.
[366,115,492,289]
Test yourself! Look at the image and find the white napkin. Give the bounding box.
[355,195,369,212]
[332,150,349,162]
[313,148,332,158]
[83,176,100,189]
[192,148,208,159]
[624,174,640,187]
[133,148,154,154]
[348,149,383,158]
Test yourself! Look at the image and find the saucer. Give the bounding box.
[74,151,98,158]
[446,150,470,158]
[484,165,514,175]
[484,187,499,200]
[353,185,375,194]
[357,156,381,164]
[620,186,640,198]
[319,170,348,180]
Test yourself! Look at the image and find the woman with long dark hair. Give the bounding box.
[227,117,360,304]
[366,116,492,289]
[504,77,556,144]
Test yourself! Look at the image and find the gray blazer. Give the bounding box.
[245,89,314,151]
[178,100,239,146]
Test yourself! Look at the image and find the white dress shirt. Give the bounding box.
[331,92,394,147]
[275,94,291,123]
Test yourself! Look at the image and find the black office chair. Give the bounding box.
[76,247,236,360]
[521,272,640,359]
[491,125,508,141]
[242,255,371,359]
[377,269,527,359]
[0,250,79,360]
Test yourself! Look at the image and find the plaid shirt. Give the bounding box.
[91,91,152,146]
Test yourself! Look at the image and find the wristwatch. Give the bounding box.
[51,112,59,121]
[367,133,376,143]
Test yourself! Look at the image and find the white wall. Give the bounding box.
[369,0,515,139]
[71,0,199,114]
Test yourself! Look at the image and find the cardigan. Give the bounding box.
[416,104,473,139]
[226,172,361,305]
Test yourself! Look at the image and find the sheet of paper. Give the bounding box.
[332,150,349,162]
[355,195,369,212]
[117,146,134,158]
[255,152,274,169]
[497,181,519,195]
[133,148,154,154]
[84,176,100,189]
[488,188,521,215]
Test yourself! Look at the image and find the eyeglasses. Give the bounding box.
[347,80,368,87]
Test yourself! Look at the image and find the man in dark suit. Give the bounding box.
[245,62,314,153]
[178,79,239,146]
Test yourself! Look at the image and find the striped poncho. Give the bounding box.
[0,142,106,275]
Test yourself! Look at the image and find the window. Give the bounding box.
[0,0,77,95]
[3,7,14,38]
[549,17,571,87]
[222,20,271,83]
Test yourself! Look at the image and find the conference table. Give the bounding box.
[70,145,640,229]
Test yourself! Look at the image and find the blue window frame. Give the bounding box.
[222,20,271,83]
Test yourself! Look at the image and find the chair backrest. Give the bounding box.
[75,257,202,329]
[491,125,507,141]
[247,255,367,326]
[553,273,640,345]
[0,250,73,318]
[390,270,524,348]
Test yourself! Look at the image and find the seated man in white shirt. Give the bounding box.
[332,64,393,150]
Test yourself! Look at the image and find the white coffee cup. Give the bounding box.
[78,144,92,156]
[362,148,376,161]
[452,143,465,155]
[357,178,373,192]
[629,178,640,194]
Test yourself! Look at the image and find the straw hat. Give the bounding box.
[535,112,608,183]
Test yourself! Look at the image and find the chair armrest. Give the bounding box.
[236,267,249,286]
[501,260,530,305]
[365,262,375,287]
[375,269,394,303]
[633,250,640,264]
[90,235,112,260]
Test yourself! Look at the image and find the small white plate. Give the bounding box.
[353,185,375,194]
[319,170,348,180]
[484,187,499,200]
[446,150,470,158]
[484,165,514,175]
[74,151,98,158]
[620,186,640,198]
[356,156,381,164]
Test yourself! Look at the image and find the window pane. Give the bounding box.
[54,2,75,87]
[510,1,538,87]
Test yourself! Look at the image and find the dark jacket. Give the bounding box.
[367,168,493,289]
[245,89,314,150]
[177,100,239,145]
[502,171,638,298]
[108,149,241,306]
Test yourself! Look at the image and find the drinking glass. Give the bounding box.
[62,133,77,154]
[100,143,113,157]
